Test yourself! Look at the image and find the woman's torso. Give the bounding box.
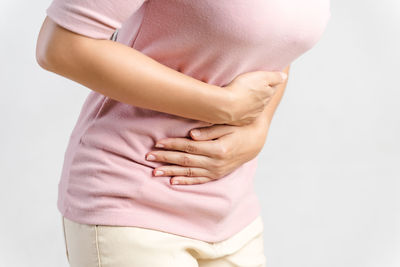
[55,0,330,242]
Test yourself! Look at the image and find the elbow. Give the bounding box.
[35,44,61,72]
[35,16,70,72]
[36,19,56,71]
[35,42,52,71]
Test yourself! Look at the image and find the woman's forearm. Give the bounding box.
[145,66,290,185]
[36,17,230,124]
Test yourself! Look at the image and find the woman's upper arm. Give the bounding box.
[36,0,148,68]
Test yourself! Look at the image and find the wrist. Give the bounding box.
[208,85,235,124]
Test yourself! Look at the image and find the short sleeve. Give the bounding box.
[46,0,148,40]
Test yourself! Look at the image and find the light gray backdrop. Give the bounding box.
[0,0,398,266]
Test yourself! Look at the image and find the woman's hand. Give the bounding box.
[145,121,268,185]
[221,71,287,126]
[145,65,290,185]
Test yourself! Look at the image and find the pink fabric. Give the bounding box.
[46,0,331,242]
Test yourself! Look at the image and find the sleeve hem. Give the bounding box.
[45,4,115,40]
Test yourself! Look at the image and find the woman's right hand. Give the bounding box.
[220,70,287,126]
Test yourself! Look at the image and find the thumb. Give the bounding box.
[265,71,287,87]
[189,124,236,141]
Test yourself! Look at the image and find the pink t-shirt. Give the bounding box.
[46,0,331,242]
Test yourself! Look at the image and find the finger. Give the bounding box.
[145,150,210,168]
[154,138,226,158]
[170,176,214,185]
[189,124,237,141]
[153,165,211,178]
[264,71,287,87]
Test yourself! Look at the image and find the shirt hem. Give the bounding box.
[58,194,262,243]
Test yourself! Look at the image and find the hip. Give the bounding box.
[61,214,266,267]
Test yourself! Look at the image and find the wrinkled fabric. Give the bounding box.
[46,0,331,242]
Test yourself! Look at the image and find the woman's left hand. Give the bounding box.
[145,121,268,185]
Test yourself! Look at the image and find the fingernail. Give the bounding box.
[280,72,287,80]
[171,180,179,185]
[191,130,200,137]
[155,142,164,148]
[146,154,156,161]
[154,170,164,176]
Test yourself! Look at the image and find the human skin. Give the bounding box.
[36,16,287,126]
[35,16,289,186]
[145,65,290,185]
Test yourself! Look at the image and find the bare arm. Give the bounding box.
[143,66,291,185]
[36,17,232,124]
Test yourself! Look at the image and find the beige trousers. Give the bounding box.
[61,215,266,267]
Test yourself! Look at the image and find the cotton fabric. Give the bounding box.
[46,0,331,243]
[61,215,266,267]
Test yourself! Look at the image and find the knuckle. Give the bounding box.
[210,160,222,171]
[186,168,194,177]
[212,169,224,179]
[214,143,228,159]
[184,142,197,153]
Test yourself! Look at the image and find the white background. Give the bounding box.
[0,0,399,266]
